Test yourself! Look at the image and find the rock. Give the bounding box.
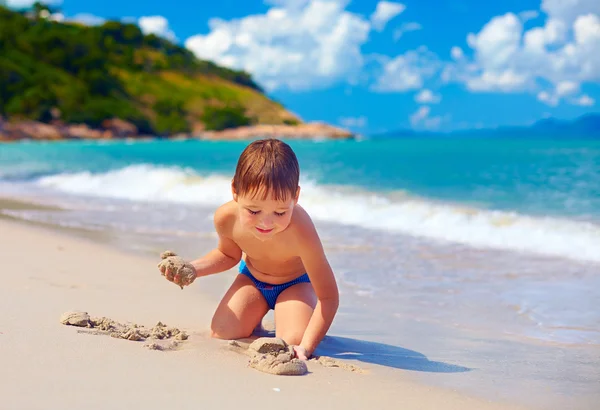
[101,118,138,138]
[65,123,108,139]
[0,120,63,141]
[60,311,91,327]
[0,117,352,143]
[198,122,354,140]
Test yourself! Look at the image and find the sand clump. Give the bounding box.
[157,251,197,289]
[60,311,188,351]
[228,337,364,376]
[245,337,308,376]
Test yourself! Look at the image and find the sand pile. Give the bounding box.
[246,337,308,376]
[60,311,188,351]
[229,337,363,376]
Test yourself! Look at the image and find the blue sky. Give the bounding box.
[8,0,600,134]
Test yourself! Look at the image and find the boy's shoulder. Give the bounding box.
[213,201,237,236]
[289,204,319,239]
[287,204,326,255]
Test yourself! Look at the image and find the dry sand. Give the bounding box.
[0,218,530,410]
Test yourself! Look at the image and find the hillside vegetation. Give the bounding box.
[0,5,299,135]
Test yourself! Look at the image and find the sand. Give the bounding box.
[0,218,532,410]
[157,250,197,289]
[60,311,188,350]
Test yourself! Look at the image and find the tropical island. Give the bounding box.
[0,4,353,142]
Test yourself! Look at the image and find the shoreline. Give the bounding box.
[0,118,355,142]
[0,210,533,410]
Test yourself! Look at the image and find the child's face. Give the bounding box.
[234,188,299,240]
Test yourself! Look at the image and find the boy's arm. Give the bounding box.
[191,204,242,278]
[296,219,339,357]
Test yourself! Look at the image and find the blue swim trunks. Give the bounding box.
[239,259,311,310]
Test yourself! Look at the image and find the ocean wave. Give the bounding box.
[34,164,600,263]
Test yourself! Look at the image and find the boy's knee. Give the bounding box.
[210,324,250,340]
[210,324,232,340]
[210,328,225,339]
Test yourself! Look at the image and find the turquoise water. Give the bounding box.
[1,137,599,347]
[2,138,599,219]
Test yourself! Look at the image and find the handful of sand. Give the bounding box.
[157,250,196,289]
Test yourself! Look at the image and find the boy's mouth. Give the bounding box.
[256,227,274,234]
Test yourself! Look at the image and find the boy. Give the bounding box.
[158,138,339,360]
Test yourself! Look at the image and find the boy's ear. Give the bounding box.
[231,182,238,202]
[294,186,301,204]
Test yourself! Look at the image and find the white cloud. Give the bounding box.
[339,116,367,128]
[139,15,177,42]
[415,89,441,104]
[519,10,539,23]
[370,1,405,32]
[445,2,600,106]
[467,70,530,92]
[573,94,595,106]
[410,106,430,124]
[185,0,371,91]
[371,46,440,92]
[6,0,61,8]
[541,0,600,26]
[537,90,559,106]
[535,79,582,106]
[393,22,422,40]
[556,80,580,96]
[409,106,447,129]
[466,13,523,72]
[450,46,464,60]
[264,0,312,8]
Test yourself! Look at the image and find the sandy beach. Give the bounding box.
[0,217,540,410]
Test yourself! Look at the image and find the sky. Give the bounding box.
[6,0,600,134]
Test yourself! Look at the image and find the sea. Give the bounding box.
[1,137,599,407]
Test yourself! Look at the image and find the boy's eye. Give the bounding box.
[274,211,286,217]
[248,209,260,215]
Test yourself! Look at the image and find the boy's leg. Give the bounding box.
[273,282,317,346]
[210,274,269,340]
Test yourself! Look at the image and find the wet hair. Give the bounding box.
[232,138,300,201]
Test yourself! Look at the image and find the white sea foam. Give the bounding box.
[35,164,600,263]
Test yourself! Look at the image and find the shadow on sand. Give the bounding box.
[313,335,471,373]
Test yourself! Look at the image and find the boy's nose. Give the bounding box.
[261,216,274,227]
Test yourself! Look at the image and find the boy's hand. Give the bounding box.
[157,251,196,289]
[292,345,310,361]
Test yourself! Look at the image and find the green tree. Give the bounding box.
[0,5,274,136]
[201,105,253,131]
[153,99,190,135]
